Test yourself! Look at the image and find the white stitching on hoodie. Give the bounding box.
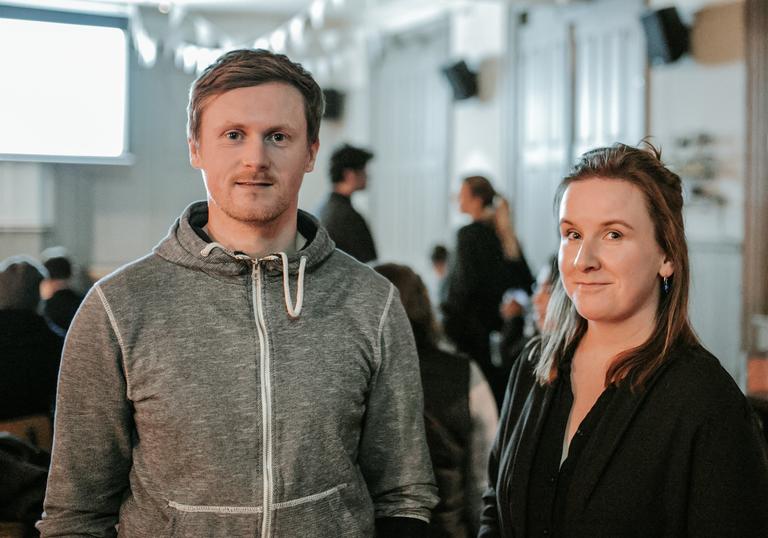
[167,483,348,514]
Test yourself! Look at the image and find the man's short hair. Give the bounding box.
[43,256,72,280]
[329,144,374,183]
[430,245,448,265]
[187,49,324,146]
[41,246,73,280]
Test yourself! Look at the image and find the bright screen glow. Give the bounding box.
[0,17,128,159]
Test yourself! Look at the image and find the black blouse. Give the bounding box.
[525,359,616,537]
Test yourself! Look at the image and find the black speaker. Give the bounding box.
[441,60,478,101]
[641,7,689,65]
[323,89,345,120]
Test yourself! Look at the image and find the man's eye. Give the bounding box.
[225,131,242,140]
[268,133,287,143]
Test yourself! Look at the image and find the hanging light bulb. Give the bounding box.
[309,0,325,29]
[269,28,287,52]
[289,16,305,48]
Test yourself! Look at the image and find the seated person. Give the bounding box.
[0,256,62,422]
[40,247,84,336]
[375,263,498,537]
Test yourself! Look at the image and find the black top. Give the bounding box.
[442,220,533,404]
[526,357,615,537]
[0,310,62,420]
[417,337,473,538]
[317,192,377,263]
[44,288,83,335]
[479,343,768,537]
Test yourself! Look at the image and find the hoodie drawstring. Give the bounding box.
[279,252,307,319]
[199,244,307,319]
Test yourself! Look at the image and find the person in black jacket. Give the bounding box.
[317,143,378,263]
[375,263,498,538]
[442,176,534,407]
[0,256,62,422]
[40,248,84,337]
[480,143,768,537]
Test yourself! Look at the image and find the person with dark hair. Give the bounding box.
[442,175,534,408]
[317,143,378,263]
[499,254,560,366]
[39,49,437,537]
[0,256,61,422]
[39,247,83,336]
[374,263,498,538]
[480,143,768,537]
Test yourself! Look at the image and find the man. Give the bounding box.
[39,248,84,336]
[38,49,437,537]
[318,143,378,263]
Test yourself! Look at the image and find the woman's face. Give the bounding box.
[558,178,673,328]
[458,182,481,215]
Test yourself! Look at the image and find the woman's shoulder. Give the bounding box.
[654,343,748,416]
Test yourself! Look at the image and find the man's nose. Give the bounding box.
[242,139,268,169]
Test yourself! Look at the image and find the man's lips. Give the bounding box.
[234,178,274,186]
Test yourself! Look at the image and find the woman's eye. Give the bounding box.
[606,231,622,240]
[564,230,580,240]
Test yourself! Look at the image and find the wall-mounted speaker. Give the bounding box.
[441,60,478,101]
[641,7,689,65]
[323,89,345,120]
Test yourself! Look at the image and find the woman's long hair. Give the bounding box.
[534,143,700,390]
[374,263,440,348]
[463,175,521,259]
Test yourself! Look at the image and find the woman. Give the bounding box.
[479,144,768,537]
[375,263,498,538]
[442,176,534,407]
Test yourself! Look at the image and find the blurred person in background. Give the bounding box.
[375,263,498,538]
[39,247,84,337]
[500,254,560,365]
[480,143,768,537]
[442,176,534,408]
[318,143,378,263]
[0,256,62,422]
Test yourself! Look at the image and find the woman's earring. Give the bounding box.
[663,276,670,294]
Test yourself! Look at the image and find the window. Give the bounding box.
[0,6,129,163]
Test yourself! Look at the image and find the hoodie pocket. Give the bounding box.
[271,482,367,538]
[166,499,262,537]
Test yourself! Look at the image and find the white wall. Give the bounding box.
[648,0,747,382]
[450,2,507,225]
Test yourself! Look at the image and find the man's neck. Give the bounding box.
[205,213,299,259]
[333,183,355,197]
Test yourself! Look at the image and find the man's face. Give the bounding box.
[189,82,318,232]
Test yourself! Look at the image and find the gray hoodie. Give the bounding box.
[38,202,438,537]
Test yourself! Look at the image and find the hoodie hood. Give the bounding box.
[154,201,335,277]
[154,201,336,319]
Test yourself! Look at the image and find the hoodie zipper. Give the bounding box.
[252,260,275,538]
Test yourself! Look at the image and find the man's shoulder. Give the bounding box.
[320,250,390,293]
[94,252,171,294]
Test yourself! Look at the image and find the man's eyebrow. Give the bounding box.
[215,121,299,132]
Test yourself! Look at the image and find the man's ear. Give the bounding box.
[305,139,319,173]
[188,138,202,169]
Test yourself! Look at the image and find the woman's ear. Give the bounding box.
[659,257,674,279]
